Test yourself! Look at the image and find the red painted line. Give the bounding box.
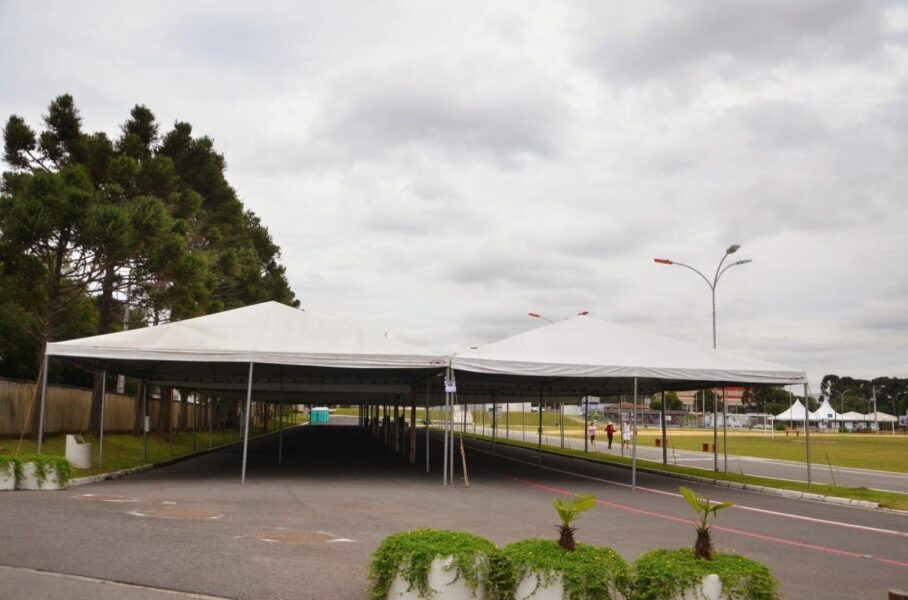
[498,472,906,568]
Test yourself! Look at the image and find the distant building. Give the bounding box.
[676,387,751,412]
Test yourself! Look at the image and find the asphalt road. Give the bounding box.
[1,418,906,599]
[472,424,908,494]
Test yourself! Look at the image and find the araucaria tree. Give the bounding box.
[1,95,298,435]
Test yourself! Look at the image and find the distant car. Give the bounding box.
[530,407,546,412]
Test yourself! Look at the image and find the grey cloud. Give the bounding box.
[731,100,832,149]
[580,0,889,83]
[314,63,567,165]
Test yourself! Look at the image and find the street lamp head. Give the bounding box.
[726,244,741,255]
[577,311,589,316]
[736,259,753,265]
[528,312,542,319]
[654,258,673,265]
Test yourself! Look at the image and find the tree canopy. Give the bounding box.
[1,95,299,396]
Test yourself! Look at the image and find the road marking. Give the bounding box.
[469,441,908,539]
[496,472,908,569]
[0,564,234,599]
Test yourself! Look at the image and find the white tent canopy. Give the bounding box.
[774,399,808,421]
[451,315,806,394]
[46,301,448,392]
[809,398,841,421]
[841,411,868,422]
[868,411,898,423]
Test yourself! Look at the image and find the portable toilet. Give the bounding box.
[310,407,330,424]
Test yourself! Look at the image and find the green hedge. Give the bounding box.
[631,548,779,600]
[12,455,72,487]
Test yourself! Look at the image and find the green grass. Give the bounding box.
[0,412,307,478]
[639,430,908,474]
[457,431,908,511]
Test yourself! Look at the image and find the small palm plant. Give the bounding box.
[552,494,597,551]
[679,486,733,560]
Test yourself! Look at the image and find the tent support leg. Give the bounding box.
[425,374,431,473]
[632,377,638,490]
[278,401,283,465]
[723,387,728,474]
[537,385,543,467]
[37,354,49,454]
[241,362,254,484]
[99,371,107,468]
[142,382,148,463]
[805,383,811,488]
[713,388,718,472]
[409,392,417,464]
[661,390,667,465]
[584,396,589,453]
[491,390,496,455]
[443,379,449,486]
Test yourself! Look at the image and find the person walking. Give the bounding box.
[605,422,615,449]
[622,421,631,450]
[587,420,597,447]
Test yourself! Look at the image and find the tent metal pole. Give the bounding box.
[723,386,728,474]
[37,354,49,454]
[632,377,638,490]
[713,388,718,472]
[804,382,811,488]
[208,395,212,449]
[99,370,107,468]
[584,396,589,453]
[661,390,667,465]
[241,362,254,484]
[537,385,543,467]
[491,389,496,455]
[278,401,283,465]
[192,391,197,453]
[426,373,430,474]
[559,402,564,448]
[410,391,417,464]
[505,399,510,442]
[443,370,449,486]
[142,382,148,462]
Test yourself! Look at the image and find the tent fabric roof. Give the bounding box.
[46,302,448,387]
[809,399,841,421]
[451,315,806,390]
[774,399,807,420]
[841,411,867,421]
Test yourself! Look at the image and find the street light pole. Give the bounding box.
[836,388,852,432]
[654,244,752,349]
[655,245,751,473]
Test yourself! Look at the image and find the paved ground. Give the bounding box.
[1,417,906,599]
[473,424,908,493]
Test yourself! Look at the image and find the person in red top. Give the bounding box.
[605,422,616,449]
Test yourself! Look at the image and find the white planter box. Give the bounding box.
[387,556,485,599]
[0,463,14,491]
[681,574,725,600]
[16,462,64,490]
[514,573,625,600]
[65,435,92,469]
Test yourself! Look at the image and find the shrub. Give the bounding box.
[488,539,629,600]
[14,455,72,487]
[632,548,779,600]
[369,529,495,599]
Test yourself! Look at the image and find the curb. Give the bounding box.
[69,424,307,487]
[470,434,883,510]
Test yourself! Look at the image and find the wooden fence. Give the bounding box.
[1,378,136,435]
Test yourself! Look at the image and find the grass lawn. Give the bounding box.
[457,431,908,511]
[0,412,307,478]
[635,429,908,474]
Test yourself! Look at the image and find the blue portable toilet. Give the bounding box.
[310,407,330,424]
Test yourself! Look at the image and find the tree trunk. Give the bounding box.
[89,267,117,434]
[694,528,713,561]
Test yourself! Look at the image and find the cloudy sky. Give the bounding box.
[2,1,907,390]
